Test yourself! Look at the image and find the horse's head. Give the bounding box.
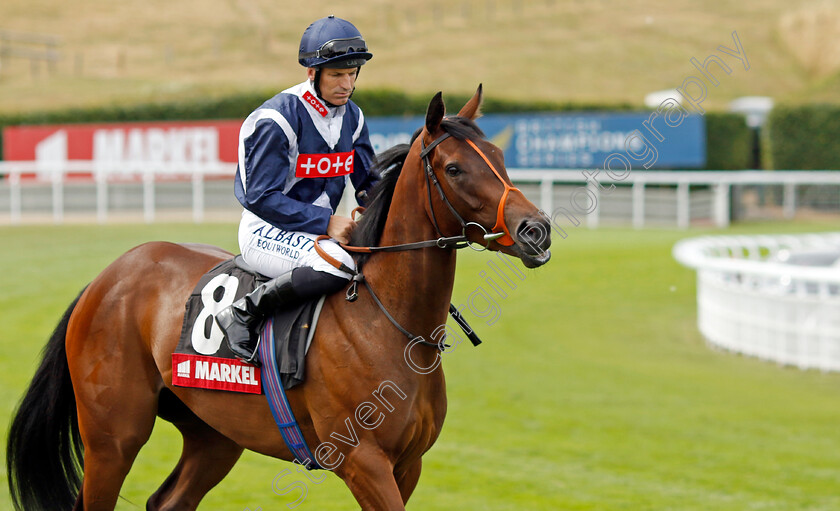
[418,85,551,268]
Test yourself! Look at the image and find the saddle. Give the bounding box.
[173,256,324,392]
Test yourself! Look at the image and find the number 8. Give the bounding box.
[191,273,240,354]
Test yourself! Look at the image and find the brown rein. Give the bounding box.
[313,233,481,349]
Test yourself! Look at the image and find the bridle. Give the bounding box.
[419,131,520,248]
[314,127,523,350]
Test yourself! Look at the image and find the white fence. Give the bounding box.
[673,233,840,371]
[0,161,234,224]
[509,169,840,229]
[2,161,840,226]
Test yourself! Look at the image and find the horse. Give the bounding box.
[6,85,552,511]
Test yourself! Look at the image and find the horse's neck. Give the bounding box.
[363,160,457,339]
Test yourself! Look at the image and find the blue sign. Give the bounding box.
[367,111,706,169]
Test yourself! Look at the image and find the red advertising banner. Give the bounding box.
[171,353,262,394]
[3,119,241,179]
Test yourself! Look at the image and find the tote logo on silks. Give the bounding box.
[295,150,354,178]
[302,91,329,117]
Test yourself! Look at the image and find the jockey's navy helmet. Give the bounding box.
[298,16,373,69]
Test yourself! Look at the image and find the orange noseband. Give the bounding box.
[465,139,518,246]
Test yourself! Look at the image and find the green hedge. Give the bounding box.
[0,92,271,126]
[704,112,753,170]
[0,88,628,124]
[762,104,840,170]
[0,88,633,159]
[353,89,634,116]
[0,91,273,158]
[1,88,753,169]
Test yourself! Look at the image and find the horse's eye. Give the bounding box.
[446,165,461,177]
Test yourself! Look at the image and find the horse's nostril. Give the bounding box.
[516,219,551,252]
[526,226,540,241]
[517,222,539,242]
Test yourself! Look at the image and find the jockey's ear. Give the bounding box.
[457,84,483,120]
[425,92,445,135]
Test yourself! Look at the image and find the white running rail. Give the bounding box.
[673,233,840,371]
[3,162,840,226]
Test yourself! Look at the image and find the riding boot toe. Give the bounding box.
[215,306,260,365]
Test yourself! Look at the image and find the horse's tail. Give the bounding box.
[7,287,87,511]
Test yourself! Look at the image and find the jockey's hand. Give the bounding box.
[327,215,357,244]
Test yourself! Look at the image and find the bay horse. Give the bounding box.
[7,86,551,511]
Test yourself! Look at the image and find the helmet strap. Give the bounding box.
[313,68,322,97]
[312,67,361,107]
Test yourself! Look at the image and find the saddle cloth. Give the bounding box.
[173,257,324,393]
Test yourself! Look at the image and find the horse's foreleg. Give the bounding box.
[394,458,422,505]
[339,449,406,511]
[147,416,244,511]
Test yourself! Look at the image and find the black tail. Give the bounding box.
[7,288,87,511]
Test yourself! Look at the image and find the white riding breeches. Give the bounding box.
[238,209,355,280]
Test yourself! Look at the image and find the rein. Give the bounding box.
[314,237,471,350]
[314,237,478,350]
[314,130,515,351]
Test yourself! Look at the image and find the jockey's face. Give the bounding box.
[308,67,358,106]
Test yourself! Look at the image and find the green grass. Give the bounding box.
[1,0,840,114]
[2,220,840,509]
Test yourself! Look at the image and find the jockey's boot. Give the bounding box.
[215,267,350,365]
[215,271,298,365]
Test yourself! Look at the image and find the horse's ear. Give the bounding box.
[457,84,483,120]
[426,92,445,134]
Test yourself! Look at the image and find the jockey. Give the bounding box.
[216,15,378,364]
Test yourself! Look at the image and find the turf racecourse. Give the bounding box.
[1,220,839,510]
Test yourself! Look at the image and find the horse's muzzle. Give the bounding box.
[511,217,552,268]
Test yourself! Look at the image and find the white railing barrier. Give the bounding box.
[2,161,840,226]
[508,169,840,229]
[673,233,840,371]
[0,160,234,224]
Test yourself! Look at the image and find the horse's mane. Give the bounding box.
[349,116,485,268]
[349,140,414,252]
